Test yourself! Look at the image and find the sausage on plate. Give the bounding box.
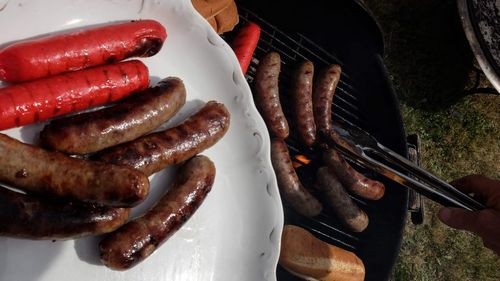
[95,101,230,176]
[253,52,289,139]
[0,187,130,239]
[271,139,322,217]
[0,60,149,131]
[0,134,149,207]
[99,155,215,270]
[0,20,166,82]
[40,77,186,154]
[316,167,369,232]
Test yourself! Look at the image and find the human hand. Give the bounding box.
[438,175,500,256]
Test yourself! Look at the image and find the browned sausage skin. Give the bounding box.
[95,101,230,176]
[291,61,316,147]
[271,139,322,217]
[99,155,216,270]
[0,134,149,207]
[323,149,385,200]
[0,187,130,239]
[316,167,369,232]
[313,64,341,137]
[254,52,289,139]
[40,77,187,155]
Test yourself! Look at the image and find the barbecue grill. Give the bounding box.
[225,0,415,280]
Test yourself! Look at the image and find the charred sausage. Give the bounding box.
[40,77,186,154]
[0,60,149,131]
[323,149,385,200]
[316,167,369,232]
[99,155,215,270]
[313,64,341,137]
[0,20,166,82]
[271,139,322,217]
[291,61,316,147]
[95,101,230,176]
[0,187,130,239]
[0,134,149,207]
[254,52,289,139]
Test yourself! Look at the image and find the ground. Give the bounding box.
[362,0,500,280]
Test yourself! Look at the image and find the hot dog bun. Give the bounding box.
[214,1,239,34]
[279,225,365,281]
[191,0,231,19]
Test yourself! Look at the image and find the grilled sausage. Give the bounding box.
[313,64,341,137]
[0,187,130,239]
[0,60,149,131]
[254,52,289,139]
[271,139,322,217]
[99,155,216,270]
[291,61,316,147]
[316,167,369,232]
[0,20,166,82]
[0,134,149,207]
[95,101,230,176]
[40,77,186,155]
[323,149,385,200]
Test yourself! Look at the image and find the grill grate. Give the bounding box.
[228,7,382,254]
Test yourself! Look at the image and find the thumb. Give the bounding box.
[438,207,480,232]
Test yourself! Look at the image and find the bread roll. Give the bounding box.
[191,0,231,19]
[214,0,239,34]
[279,225,365,281]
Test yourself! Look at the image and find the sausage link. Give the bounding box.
[254,52,289,139]
[313,64,341,137]
[291,61,316,147]
[0,20,166,82]
[271,139,322,217]
[95,101,230,176]
[0,134,149,207]
[99,155,215,270]
[0,187,130,239]
[323,149,385,200]
[0,60,149,131]
[316,167,369,232]
[40,77,186,154]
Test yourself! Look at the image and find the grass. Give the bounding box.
[363,0,500,280]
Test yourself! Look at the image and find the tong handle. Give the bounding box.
[371,144,485,211]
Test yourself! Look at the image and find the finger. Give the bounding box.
[438,207,482,233]
[450,175,500,203]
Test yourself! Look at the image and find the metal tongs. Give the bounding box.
[328,121,485,211]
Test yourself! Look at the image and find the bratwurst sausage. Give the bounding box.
[313,64,341,137]
[95,101,230,176]
[0,187,130,239]
[99,155,215,270]
[316,167,369,232]
[0,20,166,82]
[0,134,149,207]
[254,52,289,139]
[323,149,385,200]
[291,61,316,147]
[271,139,322,217]
[40,77,186,154]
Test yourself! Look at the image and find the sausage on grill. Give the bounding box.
[313,64,341,137]
[316,167,369,232]
[41,77,186,154]
[99,155,216,270]
[271,139,322,217]
[323,149,385,200]
[253,52,289,139]
[291,61,316,147]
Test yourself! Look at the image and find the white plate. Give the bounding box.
[0,1,283,280]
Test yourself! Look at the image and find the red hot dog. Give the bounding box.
[0,20,166,82]
[0,60,149,131]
